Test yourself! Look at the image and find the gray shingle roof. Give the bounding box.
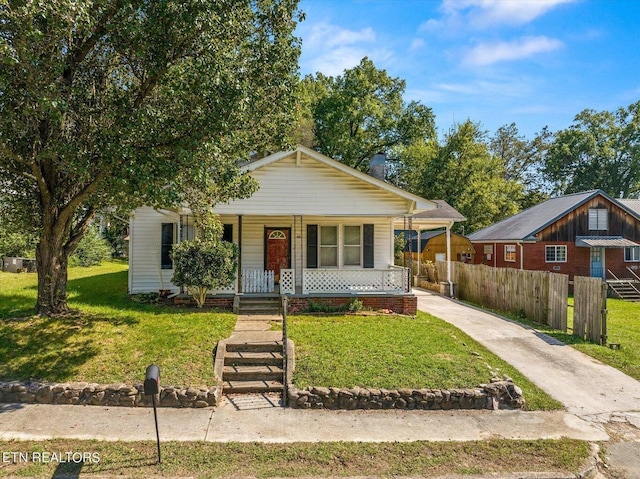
[411,200,466,221]
[467,190,604,242]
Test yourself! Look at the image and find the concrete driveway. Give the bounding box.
[415,288,640,478]
[414,288,640,424]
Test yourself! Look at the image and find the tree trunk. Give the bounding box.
[35,238,71,316]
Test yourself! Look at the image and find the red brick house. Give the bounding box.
[467,190,640,281]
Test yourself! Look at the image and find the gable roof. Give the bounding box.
[619,198,640,217]
[244,146,439,214]
[467,190,628,242]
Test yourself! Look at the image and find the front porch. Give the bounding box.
[239,266,410,295]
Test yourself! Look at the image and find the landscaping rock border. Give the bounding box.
[0,381,221,408]
[287,379,525,410]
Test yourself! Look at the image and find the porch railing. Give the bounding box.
[302,267,409,294]
[242,269,275,293]
[280,269,295,294]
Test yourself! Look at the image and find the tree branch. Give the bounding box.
[62,0,125,87]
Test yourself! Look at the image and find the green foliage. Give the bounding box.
[0,0,301,314]
[0,230,36,259]
[70,227,111,267]
[171,239,238,308]
[399,121,523,233]
[299,57,436,171]
[394,232,406,264]
[543,101,640,197]
[489,123,551,209]
[347,298,364,313]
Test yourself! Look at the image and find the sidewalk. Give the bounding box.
[0,401,607,443]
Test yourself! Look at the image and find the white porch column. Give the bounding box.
[446,223,453,281]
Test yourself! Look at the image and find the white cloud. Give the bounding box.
[410,38,426,51]
[441,0,578,27]
[306,23,376,49]
[300,21,394,77]
[463,36,563,66]
[308,47,371,76]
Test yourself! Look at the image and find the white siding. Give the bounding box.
[215,153,411,216]
[129,207,180,294]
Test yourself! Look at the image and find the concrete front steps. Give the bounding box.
[221,340,285,394]
[236,296,281,315]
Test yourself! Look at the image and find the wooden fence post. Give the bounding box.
[600,281,608,346]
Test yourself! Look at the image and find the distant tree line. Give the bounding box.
[294,57,640,233]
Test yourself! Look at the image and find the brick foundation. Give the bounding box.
[288,294,417,315]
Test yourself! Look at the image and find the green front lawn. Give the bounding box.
[288,313,561,410]
[0,262,235,387]
[1,262,559,410]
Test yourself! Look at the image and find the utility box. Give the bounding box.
[2,257,37,273]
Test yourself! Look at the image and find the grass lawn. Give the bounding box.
[288,313,562,411]
[0,438,592,478]
[0,262,235,387]
[1,262,558,409]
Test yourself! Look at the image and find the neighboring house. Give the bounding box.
[128,146,463,312]
[404,230,475,264]
[467,190,640,281]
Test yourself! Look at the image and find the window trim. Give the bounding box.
[588,208,608,231]
[624,246,640,262]
[504,244,516,262]
[545,245,567,263]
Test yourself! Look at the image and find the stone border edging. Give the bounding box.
[287,379,525,410]
[0,381,221,408]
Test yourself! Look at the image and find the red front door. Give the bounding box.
[265,228,291,282]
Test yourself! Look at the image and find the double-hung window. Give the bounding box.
[320,226,338,267]
[343,226,362,266]
[625,246,640,262]
[545,245,567,263]
[504,244,516,262]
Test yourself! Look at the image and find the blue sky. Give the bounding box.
[296,0,640,139]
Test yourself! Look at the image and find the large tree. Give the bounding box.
[299,57,436,171]
[543,101,640,198]
[0,0,301,315]
[400,121,523,233]
[489,123,551,209]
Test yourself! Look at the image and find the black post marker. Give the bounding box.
[144,364,161,464]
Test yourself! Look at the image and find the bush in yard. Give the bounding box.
[71,227,112,267]
[171,239,238,308]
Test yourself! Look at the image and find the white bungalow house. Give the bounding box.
[128,146,462,313]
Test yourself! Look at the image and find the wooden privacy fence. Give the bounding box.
[435,261,608,344]
[573,276,608,345]
[444,262,568,329]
